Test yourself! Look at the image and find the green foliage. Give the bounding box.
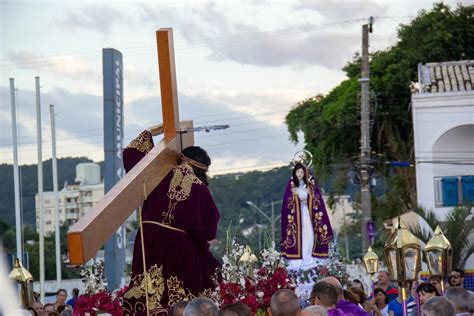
[0,222,80,280]
[286,2,474,215]
[0,157,98,226]
[209,166,294,259]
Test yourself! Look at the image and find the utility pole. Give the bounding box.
[359,18,373,254]
[10,78,22,264]
[50,104,61,289]
[35,76,45,302]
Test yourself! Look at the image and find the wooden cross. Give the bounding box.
[67,28,194,265]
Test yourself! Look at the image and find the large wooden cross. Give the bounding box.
[67,28,194,265]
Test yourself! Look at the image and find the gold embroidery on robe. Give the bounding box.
[127,130,154,154]
[162,164,202,225]
[123,264,213,314]
[124,264,165,311]
[281,192,298,249]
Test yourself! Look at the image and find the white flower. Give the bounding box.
[257,291,264,298]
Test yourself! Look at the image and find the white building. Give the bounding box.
[412,60,474,219]
[35,163,104,236]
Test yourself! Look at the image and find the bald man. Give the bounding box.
[268,289,301,316]
[316,277,369,316]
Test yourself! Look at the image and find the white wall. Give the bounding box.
[412,91,474,220]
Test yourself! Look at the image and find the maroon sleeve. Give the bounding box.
[123,130,154,173]
[187,185,220,243]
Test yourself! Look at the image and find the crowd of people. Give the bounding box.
[24,288,78,316]
[165,268,473,316]
[21,269,473,316]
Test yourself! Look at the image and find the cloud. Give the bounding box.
[8,50,100,79]
[55,5,129,36]
[206,30,359,69]
[138,3,361,69]
[295,0,389,21]
[1,85,302,173]
[0,86,103,161]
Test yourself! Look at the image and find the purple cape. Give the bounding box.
[121,131,220,315]
[336,300,370,316]
[280,164,334,259]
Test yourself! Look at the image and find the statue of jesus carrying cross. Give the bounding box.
[67,29,222,315]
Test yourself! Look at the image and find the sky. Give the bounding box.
[1,0,471,175]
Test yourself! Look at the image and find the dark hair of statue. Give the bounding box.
[292,162,309,188]
[178,146,211,185]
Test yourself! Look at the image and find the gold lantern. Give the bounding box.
[424,226,452,277]
[8,258,34,307]
[363,246,379,276]
[384,218,422,282]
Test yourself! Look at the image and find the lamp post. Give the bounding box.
[384,218,421,316]
[363,246,379,305]
[246,201,281,247]
[424,226,452,295]
[8,258,34,308]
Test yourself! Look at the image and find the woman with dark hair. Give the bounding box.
[121,127,220,315]
[408,282,439,316]
[54,289,69,312]
[370,288,389,316]
[280,162,334,270]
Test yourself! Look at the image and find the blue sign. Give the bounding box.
[103,48,126,290]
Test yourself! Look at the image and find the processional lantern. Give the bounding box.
[8,258,34,308]
[363,246,379,276]
[384,218,421,316]
[424,226,452,294]
[384,218,421,282]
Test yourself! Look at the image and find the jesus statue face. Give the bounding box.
[295,168,305,181]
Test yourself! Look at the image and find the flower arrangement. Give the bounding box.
[74,261,123,316]
[287,245,348,285]
[213,241,295,315]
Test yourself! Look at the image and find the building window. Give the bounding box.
[441,177,458,207]
[461,176,474,204]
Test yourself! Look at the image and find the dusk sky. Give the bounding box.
[1,0,469,175]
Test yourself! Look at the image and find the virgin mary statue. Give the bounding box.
[280,162,334,270]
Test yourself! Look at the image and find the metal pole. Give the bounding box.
[271,202,275,247]
[10,78,22,263]
[50,104,61,289]
[359,24,372,253]
[342,199,350,261]
[35,76,45,302]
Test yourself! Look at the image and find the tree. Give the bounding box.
[285,3,474,220]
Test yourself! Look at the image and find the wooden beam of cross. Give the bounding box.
[67,28,193,265]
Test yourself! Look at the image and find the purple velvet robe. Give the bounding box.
[121,131,220,315]
[280,165,334,259]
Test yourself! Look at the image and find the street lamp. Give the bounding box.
[363,246,379,301]
[384,218,421,316]
[9,258,34,308]
[246,201,281,247]
[424,226,452,295]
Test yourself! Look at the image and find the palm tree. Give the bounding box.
[411,204,474,269]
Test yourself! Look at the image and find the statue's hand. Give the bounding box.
[148,124,164,136]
